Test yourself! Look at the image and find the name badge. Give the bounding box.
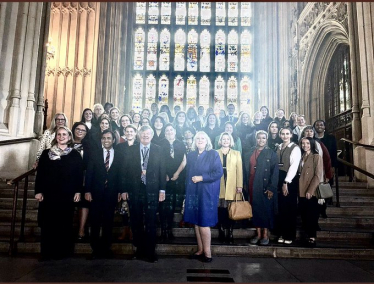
[278,163,284,167]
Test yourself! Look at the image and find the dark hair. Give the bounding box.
[223,121,238,141]
[164,123,175,130]
[186,107,198,120]
[183,126,196,136]
[204,113,220,129]
[152,115,166,135]
[282,120,291,127]
[118,114,133,136]
[260,105,271,119]
[72,122,89,141]
[313,119,326,129]
[104,102,113,110]
[300,137,319,155]
[99,117,112,132]
[80,108,93,123]
[279,127,293,135]
[101,129,116,142]
[267,121,279,134]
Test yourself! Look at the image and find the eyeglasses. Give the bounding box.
[75,128,87,133]
[55,118,66,122]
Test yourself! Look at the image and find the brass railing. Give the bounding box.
[7,168,36,256]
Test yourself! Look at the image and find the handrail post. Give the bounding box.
[335,167,340,207]
[19,176,29,242]
[9,182,19,256]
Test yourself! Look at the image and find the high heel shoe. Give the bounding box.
[189,251,204,260]
[202,255,213,263]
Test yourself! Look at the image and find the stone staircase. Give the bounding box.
[0,176,374,259]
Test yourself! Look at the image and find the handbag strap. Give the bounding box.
[235,192,246,202]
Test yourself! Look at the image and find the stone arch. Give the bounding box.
[298,20,349,123]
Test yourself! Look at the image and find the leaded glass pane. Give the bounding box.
[188,2,198,25]
[241,3,251,26]
[228,2,238,26]
[148,2,159,25]
[187,75,197,108]
[241,30,251,72]
[145,74,156,109]
[214,76,225,113]
[159,29,170,71]
[215,30,226,72]
[174,29,186,71]
[187,29,198,71]
[161,2,171,25]
[158,75,169,106]
[147,28,158,70]
[176,2,186,25]
[134,28,145,70]
[216,2,226,26]
[132,74,143,112]
[199,75,210,110]
[200,29,210,72]
[227,76,238,110]
[228,30,238,72]
[201,2,211,25]
[136,2,146,24]
[174,75,185,106]
[240,76,251,112]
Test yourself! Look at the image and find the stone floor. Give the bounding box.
[1,254,374,282]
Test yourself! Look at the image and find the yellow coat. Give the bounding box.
[217,148,243,200]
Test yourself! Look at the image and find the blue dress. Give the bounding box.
[184,150,223,227]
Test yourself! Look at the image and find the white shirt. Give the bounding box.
[102,147,114,169]
[278,142,302,183]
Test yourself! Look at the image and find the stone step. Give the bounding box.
[0,181,35,190]
[319,217,374,229]
[0,189,35,199]
[327,206,374,217]
[337,181,368,188]
[2,240,374,260]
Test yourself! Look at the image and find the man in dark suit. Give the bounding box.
[121,125,166,263]
[85,130,122,258]
[221,103,238,125]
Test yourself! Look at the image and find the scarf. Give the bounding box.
[48,145,73,160]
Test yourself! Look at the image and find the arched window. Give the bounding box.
[130,2,253,114]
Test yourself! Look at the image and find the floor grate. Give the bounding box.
[187,269,234,282]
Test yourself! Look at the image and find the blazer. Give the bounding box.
[122,143,166,204]
[85,148,122,206]
[217,148,243,200]
[298,153,323,197]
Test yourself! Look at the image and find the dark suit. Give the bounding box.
[85,147,122,255]
[122,143,166,258]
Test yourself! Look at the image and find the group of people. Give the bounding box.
[33,102,338,263]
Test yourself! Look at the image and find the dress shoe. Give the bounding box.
[189,252,204,260]
[202,255,213,263]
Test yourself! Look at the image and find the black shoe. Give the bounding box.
[202,255,213,263]
[189,252,204,260]
[167,229,175,240]
[218,226,225,243]
[320,213,328,219]
[307,238,316,247]
[160,229,167,243]
[148,253,158,263]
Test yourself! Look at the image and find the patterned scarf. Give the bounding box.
[48,145,73,160]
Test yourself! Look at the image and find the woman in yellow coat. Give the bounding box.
[217,132,243,244]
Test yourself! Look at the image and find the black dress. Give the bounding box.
[35,149,83,259]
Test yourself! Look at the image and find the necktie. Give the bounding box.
[141,147,149,184]
[170,143,174,159]
[104,150,110,187]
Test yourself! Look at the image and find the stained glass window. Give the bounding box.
[136,2,146,24]
[188,2,198,25]
[159,29,170,71]
[241,2,252,26]
[161,2,171,25]
[158,75,169,106]
[240,76,251,111]
[148,2,159,25]
[130,3,254,114]
[228,2,238,26]
[187,75,197,108]
[228,30,238,72]
[214,76,225,114]
[145,74,156,109]
[134,28,145,70]
[201,2,211,25]
[241,30,251,72]
[174,75,184,106]
[216,2,226,26]
[176,2,186,25]
[200,29,210,72]
[227,76,238,109]
[174,29,186,71]
[187,29,198,71]
[199,76,210,110]
[132,74,143,112]
[147,28,158,70]
[215,30,225,72]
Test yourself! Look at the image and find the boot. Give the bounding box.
[226,226,234,244]
[218,225,225,243]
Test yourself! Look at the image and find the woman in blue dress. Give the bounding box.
[184,131,223,263]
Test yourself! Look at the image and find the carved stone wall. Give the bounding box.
[43,2,100,128]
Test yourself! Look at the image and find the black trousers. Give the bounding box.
[276,171,299,240]
[129,184,158,257]
[159,180,185,230]
[218,206,234,229]
[299,197,319,238]
[90,196,116,255]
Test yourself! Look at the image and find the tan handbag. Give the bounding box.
[228,192,253,220]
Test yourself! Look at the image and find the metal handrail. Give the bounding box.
[7,168,36,256]
[340,138,374,150]
[337,157,374,180]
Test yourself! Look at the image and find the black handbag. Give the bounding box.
[316,182,333,199]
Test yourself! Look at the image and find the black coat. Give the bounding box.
[85,148,123,207]
[123,143,166,205]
